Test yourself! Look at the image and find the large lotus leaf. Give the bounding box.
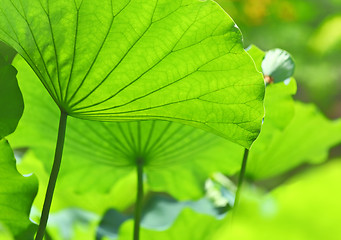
[246,102,341,179]
[0,139,38,239]
[0,0,265,148]
[118,208,222,240]
[222,160,341,240]
[9,55,244,201]
[0,54,23,138]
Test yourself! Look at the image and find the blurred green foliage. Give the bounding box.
[223,160,341,240]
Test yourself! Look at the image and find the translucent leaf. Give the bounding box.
[9,55,244,201]
[0,0,265,148]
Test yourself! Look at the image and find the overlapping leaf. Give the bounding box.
[0,0,265,148]
[0,54,37,239]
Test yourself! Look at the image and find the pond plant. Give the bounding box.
[0,0,340,240]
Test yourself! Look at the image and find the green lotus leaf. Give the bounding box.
[9,55,244,201]
[0,0,265,148]
[0,54,23,138]
[0,139,38,239]
[246,102,341,179]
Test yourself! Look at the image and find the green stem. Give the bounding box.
[234,148,249,209]
[134,158,144,240]
[35,111,67,240]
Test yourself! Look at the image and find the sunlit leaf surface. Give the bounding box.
[0,0,265,147]
[9,55,244,200]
